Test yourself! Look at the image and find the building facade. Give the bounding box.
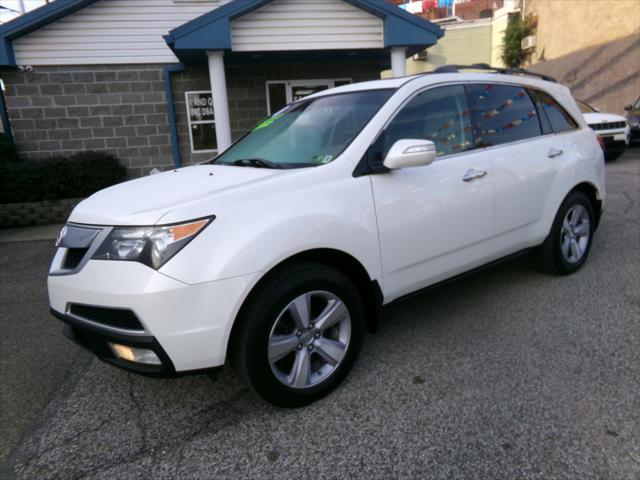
[524,0,640,114]
[0,0,442,175]
[386,0,521,76]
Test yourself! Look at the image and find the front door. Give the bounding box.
[266,79,352,114]
[370,84,494,301]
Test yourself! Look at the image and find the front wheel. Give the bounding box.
[231,263,365,407]
[536,191,595,275]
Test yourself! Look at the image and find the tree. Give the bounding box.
[501,14,534,68]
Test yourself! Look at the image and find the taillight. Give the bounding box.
[596,134,605,152]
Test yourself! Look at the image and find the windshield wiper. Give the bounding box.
[232,158,284,169]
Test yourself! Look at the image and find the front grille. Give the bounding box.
[69,304,144,331]
[62,248,89,270]
[589,121,627,131]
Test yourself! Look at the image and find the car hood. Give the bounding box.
[582,111,627,124]
[69,164,285,226]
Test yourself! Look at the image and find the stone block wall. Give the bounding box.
[1,64,172,176]
[0,198,81,228]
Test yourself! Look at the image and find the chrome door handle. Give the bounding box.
[463,168,488,182]
[547,148,564,158]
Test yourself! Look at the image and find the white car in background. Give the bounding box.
[578,100,630,161]
[48,67,605,407]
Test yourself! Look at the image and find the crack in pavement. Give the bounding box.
[74,387,251,480]
[3,351,94,480]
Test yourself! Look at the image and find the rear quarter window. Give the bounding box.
[530,90,579,133]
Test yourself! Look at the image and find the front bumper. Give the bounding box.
[48,260,259,372]
[602,137,628,156]
[52,309,178,376]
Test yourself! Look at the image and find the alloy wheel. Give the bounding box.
[267,291,351,389]
[560,204,591,263]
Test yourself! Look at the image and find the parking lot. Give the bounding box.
[1,148,639,479]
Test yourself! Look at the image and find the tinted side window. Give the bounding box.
[384,85,474,157]
[468,84,541,147]
[531,90,579,133]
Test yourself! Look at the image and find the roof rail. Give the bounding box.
[431,63,558,83]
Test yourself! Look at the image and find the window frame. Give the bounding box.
[185,90,217,154]
[466,82,545,149]
[372,81,481,165]
[358,80,581,177]
[528,88,580,135]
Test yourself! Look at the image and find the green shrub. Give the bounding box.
[501,14,534,68]
[0,132,18,163]
[0,151,126,203]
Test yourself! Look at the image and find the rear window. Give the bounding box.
[467,84,541,147]
[531,90,579,134]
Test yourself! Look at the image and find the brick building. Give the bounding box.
[0,0,442,176]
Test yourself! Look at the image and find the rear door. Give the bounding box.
[467,83,576,255]
[369,84,494,300]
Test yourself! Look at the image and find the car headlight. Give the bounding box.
[92,217,213,269]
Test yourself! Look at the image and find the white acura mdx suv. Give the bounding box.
[48,66,605,407]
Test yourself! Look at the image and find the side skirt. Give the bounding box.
[385,247,535,307]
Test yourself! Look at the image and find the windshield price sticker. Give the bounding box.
[253,114,284,131]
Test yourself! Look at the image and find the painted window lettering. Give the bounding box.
[186,91,217,153]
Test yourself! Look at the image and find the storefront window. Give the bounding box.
[185,91,217,153]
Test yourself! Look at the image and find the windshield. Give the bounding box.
[634,97,640,110]
[211,89,394,169]
[577,100,597,113]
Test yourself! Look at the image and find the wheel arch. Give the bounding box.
[226,248,383,363]
[570,181,603,228]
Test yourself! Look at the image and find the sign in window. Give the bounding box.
[185,91,217,153]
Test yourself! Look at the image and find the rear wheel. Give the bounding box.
[536,191,594,275]
[231,262,365,407]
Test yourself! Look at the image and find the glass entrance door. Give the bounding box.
[266,78,352,114]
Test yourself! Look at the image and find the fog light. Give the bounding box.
[108,343,162,365]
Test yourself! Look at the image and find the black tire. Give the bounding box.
[231,262,365,407]
[536,190,595,275]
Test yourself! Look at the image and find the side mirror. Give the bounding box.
[383,139,436,170]
[624,104,632,111]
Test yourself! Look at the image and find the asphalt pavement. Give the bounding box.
[1,148,639,479]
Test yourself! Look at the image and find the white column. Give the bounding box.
[390,47,407,78]
[207,50,232,152]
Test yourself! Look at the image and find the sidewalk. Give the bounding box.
[0,224,62,243]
